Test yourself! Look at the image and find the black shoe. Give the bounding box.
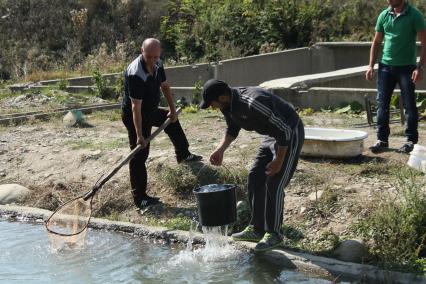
[396,142,414,154]
[369,141,389,154]
[178,153,203,163]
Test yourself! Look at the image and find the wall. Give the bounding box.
[215,48,311,86]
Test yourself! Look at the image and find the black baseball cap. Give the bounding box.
[199,79,231,109]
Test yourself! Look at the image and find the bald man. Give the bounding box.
[122,38,202,209]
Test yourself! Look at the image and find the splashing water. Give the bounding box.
[145,222,244,282]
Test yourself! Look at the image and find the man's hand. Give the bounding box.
[365,66,375,81]
[412,68,423,83]
[265,158,284,176]
[136,136,146,147]
[209,149,224,166]
[167,109,178,123]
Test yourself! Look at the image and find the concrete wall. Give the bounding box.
[273,87,426,110]
[29,42,425,91]
[215,48,311,86]
[165,63,213,87]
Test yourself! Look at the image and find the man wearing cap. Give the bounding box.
[122,38,202,209]
[200,79,304,252]
[366,0,426,154]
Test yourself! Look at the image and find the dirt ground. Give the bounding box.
[1,99,425,255]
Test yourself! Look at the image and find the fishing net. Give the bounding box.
[46,197,92,236]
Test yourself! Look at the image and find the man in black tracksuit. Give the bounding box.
[122,38,202,209]
[200,79,304,252]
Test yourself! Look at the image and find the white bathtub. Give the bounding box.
[301,128,368,159]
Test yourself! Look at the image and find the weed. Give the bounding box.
[93,70,115,100]
[310,187,340,218]
[57,79,68,91]
[192,80,202,105]
[350,170,426,272]
[65,138,127,150]
[156,162,248,195]
[299,108,315,116]
[183,104,198,114]
[163,216,192,231]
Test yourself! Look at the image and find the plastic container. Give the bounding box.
[193,184,237,227]
[407,144,426,172]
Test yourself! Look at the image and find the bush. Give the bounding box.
[351,169,426,272]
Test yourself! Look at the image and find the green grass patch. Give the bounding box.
[350,170,426,272]
[90,109,122,122]
[65,138,128,150]
[163,216,192,231]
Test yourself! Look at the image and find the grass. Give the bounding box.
[350,168,426,272]
[155,162,248,195]
[308,187,341,219]
[163,216,192,231]
[65,138,128,151]
[89,109,122,122]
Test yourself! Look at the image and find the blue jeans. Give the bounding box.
[376,63,418,144]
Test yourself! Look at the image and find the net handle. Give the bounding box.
[83,107,182,200]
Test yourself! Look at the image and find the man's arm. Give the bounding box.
[160,81,177,122]
[366,32,384,81]
[412,30,426,83]
[210,134,236,166]
[210,112,240,166]
[131,99,145,146]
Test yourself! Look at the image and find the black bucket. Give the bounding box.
[193,184,237,227]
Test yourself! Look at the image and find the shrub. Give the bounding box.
[351,169,426,272]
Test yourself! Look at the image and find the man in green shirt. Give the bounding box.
[366,0,426,153]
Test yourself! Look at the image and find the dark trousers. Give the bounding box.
[122,108,190,206]
[247,120,304,234]
[376,63,418,144]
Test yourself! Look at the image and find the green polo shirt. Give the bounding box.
[375,3,426,66]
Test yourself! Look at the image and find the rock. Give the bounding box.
[333,239,369,263]
[236,200,251,224]
[63,110,85,127]
[0,184,30,205]
[308,190,324,201]
[300,206,307,214]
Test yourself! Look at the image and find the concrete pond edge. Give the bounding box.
[0,204,425,284]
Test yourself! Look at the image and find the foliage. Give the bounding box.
[4,0,426,79]
[334,101,364,114]
[92,70,115,100]
[57,79,68,91]
[351,169,426,272]
[182,104,198,114]
[156,162,248,194]
[163,216,192,231]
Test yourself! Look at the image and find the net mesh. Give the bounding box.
[46,197,92,236]
[47,228,88,251]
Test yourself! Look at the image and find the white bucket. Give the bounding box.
[412,144,426,158]
[407,144,426,171]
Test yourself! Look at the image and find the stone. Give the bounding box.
[0,184,30,205]
[333,239,369,263]
[308,190,324,201]
[236,200,251,224]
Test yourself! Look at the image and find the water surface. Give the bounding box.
[0,220,341,284]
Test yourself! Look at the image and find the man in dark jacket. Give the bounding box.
[122,38,202,209]
[200,79,304,252]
